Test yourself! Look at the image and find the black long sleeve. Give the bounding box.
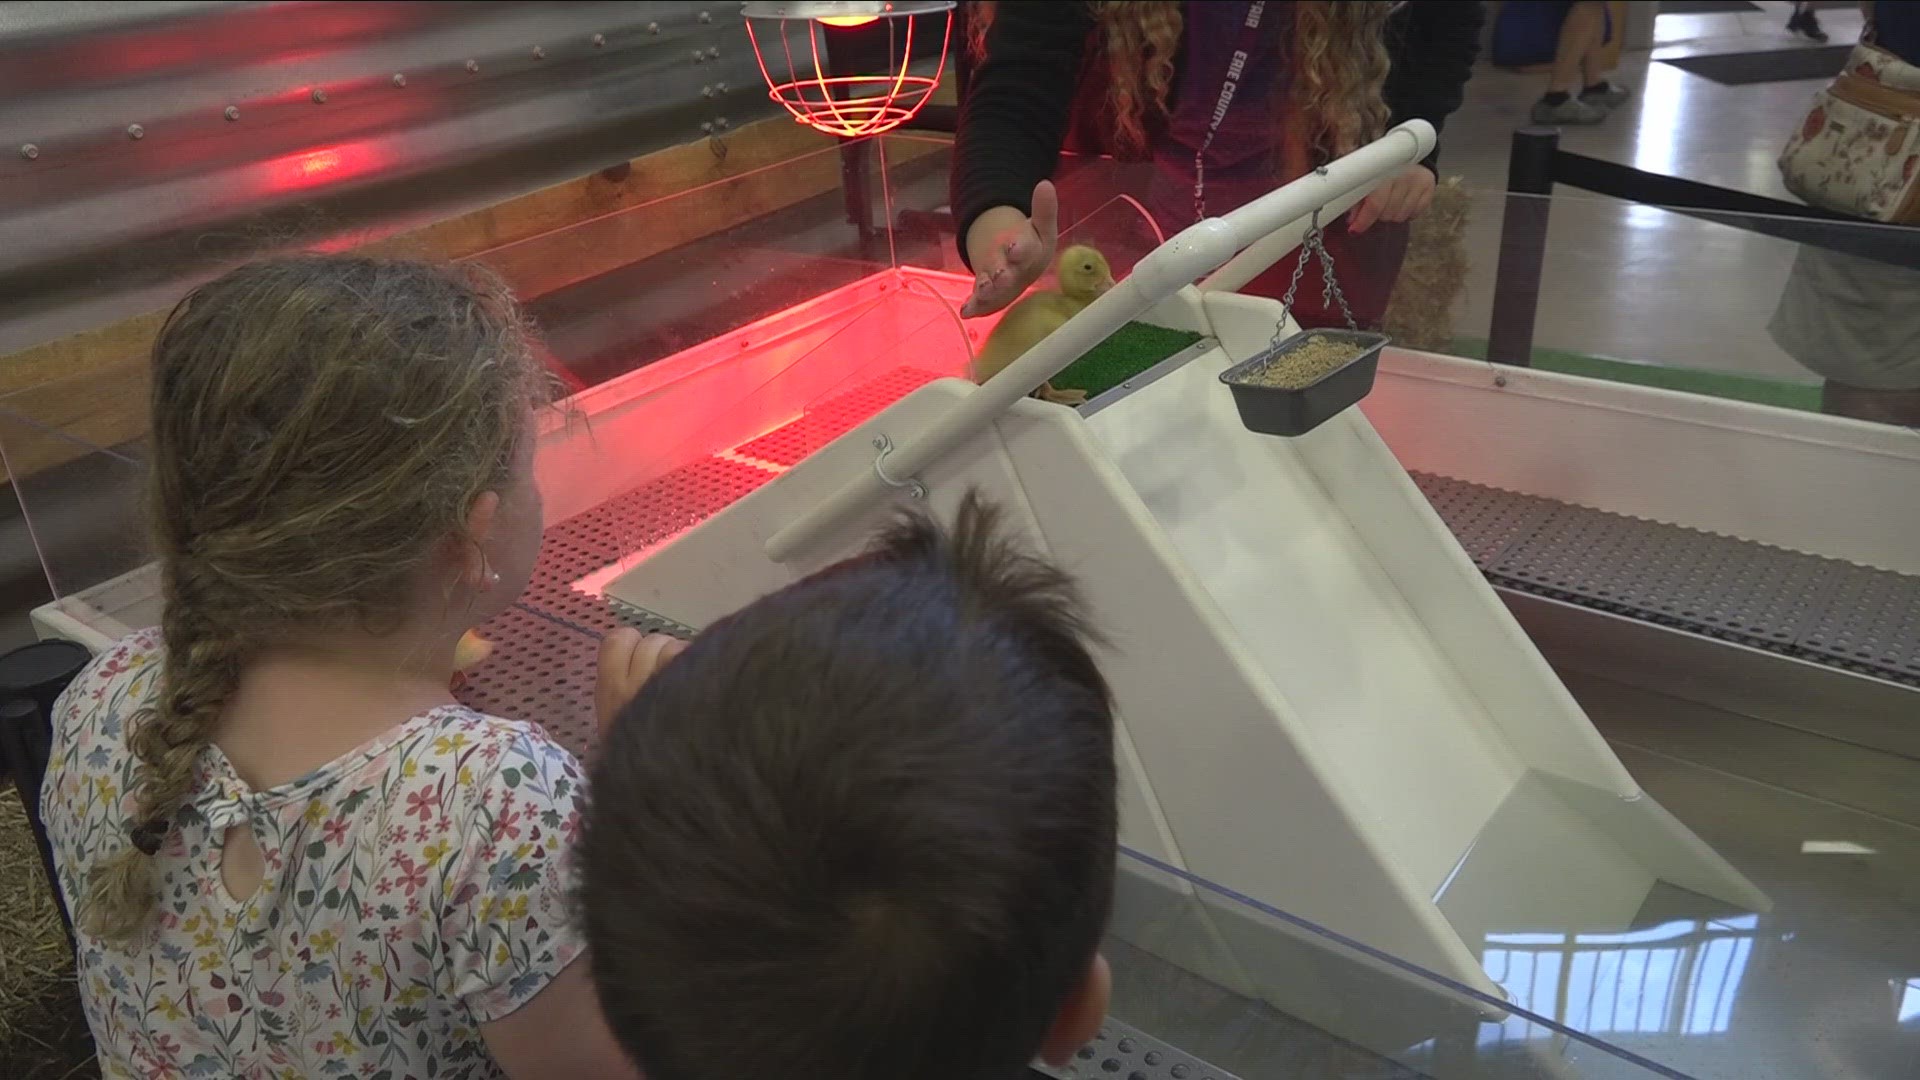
[950,1,1095,269]
[1383,0,1485,170]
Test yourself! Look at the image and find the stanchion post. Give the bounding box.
[1488,127,1559,367]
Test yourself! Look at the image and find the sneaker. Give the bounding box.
[1580,81,1632,110]
[1531,95,1608,126]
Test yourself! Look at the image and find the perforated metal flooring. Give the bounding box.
[1412,473,1920,687]
[454,367,943,753]
[455,383,1920,758]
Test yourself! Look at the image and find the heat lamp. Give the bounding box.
[742,1,955,138]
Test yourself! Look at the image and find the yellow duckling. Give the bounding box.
[971,244,1115,406]
[454,630,493,673]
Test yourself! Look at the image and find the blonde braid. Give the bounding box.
[82,564,243,943]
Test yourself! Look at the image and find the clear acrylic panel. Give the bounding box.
[505,135,918,397]
[1417,188,1920,430]
[878,131,1920,431]
[0,396,152,647]
[1101,846,1696,1080]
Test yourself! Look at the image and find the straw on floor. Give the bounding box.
[0,787,94,1079]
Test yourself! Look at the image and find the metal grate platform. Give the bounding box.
[1033,1019,1245,1080]
[455,368,943,754]
[1413,472,1920,687]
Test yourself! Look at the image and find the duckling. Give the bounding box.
[971,245,1115,406]
[454,630,493,674]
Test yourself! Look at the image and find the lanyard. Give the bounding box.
[1189,1,1407,221]
[1191,0,1269,222]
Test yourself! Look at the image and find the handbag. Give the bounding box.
[1779,40,1920,224]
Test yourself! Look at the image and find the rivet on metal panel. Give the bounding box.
[532,46,546,59]
[716,81,729,92]
[310,88,327,104]
[19,143,39,160]
[707,46,721,58]
[701,121,714,133]
[699,10,712,23]
[1494,373,1509,387]
[593,33,607,46]
[466,59,481,73]
[693,49,706,63]
[125,124,145,140]
[391,73,407,87]
[223,106,240,121]
[716,117,729,129]
[648,21,660,33]
[702,85,715,97]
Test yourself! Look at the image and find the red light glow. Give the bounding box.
[259,142,385,193]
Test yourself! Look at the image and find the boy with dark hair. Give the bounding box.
[579,494,1119,1080]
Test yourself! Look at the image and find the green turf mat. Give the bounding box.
[1446,338,1823,413]
[1052,322,1207,399]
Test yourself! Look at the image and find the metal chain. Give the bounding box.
[1271,166,1357,346]
[1317,228,1358,331]
[1273,210,1319,347]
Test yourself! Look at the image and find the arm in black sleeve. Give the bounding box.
[950,1,1095,268]
[1382,1,1485,173]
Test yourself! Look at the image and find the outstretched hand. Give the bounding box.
[961,180,1060,318]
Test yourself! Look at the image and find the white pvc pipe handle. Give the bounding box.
[764,121,1436,563]
[1200,185,1371,295]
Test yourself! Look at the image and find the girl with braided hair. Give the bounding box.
[39,255,643,1080]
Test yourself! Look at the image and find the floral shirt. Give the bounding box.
[41,629,587,1080]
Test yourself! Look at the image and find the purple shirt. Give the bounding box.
[1148,0,1293,227]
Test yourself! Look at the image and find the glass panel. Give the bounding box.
[880,133,1920,430]
[504,137,914,396]
[1103,847,1691,1080]
[0,398,152,647]
[1436,188,1920,428]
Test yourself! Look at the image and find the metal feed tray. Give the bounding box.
[1219,329,1387,437]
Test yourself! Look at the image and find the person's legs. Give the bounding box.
[1533,3,1612,124]
[1549,2,1607,95]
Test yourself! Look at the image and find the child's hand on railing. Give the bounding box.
[596,628,688,734]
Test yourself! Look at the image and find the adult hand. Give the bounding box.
[1350,164,1436,233]
[961,180,1060,317]
[595,627,687,734]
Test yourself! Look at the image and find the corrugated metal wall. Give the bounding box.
[0,1,776,354]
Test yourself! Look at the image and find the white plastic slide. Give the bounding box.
[604,122,1767,1019]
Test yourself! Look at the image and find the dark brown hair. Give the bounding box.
[83,254,546,944]
[579,493,1117,1080]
